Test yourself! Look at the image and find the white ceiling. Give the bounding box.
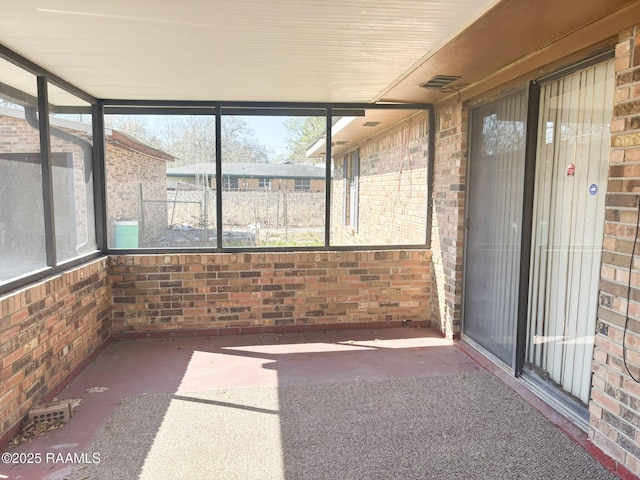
[0,0,496,103]
[0,0,637,105]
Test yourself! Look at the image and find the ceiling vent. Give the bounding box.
[363,121,381,127]
[420,75,462,90]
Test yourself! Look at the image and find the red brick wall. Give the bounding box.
[430,103,467,339]
[0,258,111,442]
[0,112,169,249]
[590,25,640,475]
[105,140,168,245]
[0,113,95,261]
[110,250,431,334]
[0,248,431,446]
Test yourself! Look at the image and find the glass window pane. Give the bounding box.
[48,83,96,262]
[464,89,528,366]
[105,114,216,248]
[221,113,326,248]
[315,109,429,246]
[0,58,46,283]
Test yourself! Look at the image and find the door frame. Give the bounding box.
[463,50,615,383]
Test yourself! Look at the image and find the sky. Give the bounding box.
[243,115,289,158]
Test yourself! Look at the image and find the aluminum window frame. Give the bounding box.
[102,102,434,254]
[0,42,435,296]
[0,46,102,296]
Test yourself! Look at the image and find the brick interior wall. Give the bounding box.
[0,248,432,446]
[590,25,640,475]
[430,103,467,339]
[0,258,111,442]
[331,112,430,246]
[110,250,432,334]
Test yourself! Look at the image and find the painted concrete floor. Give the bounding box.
[0,327,599,480]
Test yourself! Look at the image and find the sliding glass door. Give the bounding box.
[463,89,528,367]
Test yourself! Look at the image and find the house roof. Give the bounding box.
[107,130,175,163]
[0,1,635,105]
[167,162,325,179]
[0,106,175,162]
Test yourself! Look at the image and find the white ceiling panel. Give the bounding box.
[0,0,496,102]
[0,0,635,104]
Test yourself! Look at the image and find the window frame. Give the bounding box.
[258,177,271,189]
[294,178,310,191]
[0,40,434,295]
[101,103,433,254]
[0,47,103,295]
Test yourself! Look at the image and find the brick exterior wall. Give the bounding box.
[105,139,169,245]
[110,250,431,334]
[430,103,467,339]
[0,112,169,250]
[331,112,430,246]
[590,26,640,476]
[0,258,111,443]
[232,177,324,191]
[0,113,93,259]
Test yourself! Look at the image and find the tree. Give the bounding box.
[282,116,326,164]
[105,114,271,166]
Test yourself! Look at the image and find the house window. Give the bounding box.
[295,178,310,190]
[224,177,239,190]
[342,150,359,231]
[259,178,271,189]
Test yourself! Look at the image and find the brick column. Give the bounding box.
[430,102,467,339]
[590,26,640,477]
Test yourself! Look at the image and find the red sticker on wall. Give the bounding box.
[567,163,575,176]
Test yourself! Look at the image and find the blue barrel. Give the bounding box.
[114,221,139,248]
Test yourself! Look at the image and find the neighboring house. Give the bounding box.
[0,107,173,255]
[167,162,325,191]
[0,107,96,268]
[105,129,174,245]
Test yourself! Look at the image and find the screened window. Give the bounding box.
[0,56,98,288]
[101,105,429,251]
[48,83,96,263]
[104,113,217,249]
[325,109,430,246]
[221,112,326,248]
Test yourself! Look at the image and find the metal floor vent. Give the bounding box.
[28,400,73,424]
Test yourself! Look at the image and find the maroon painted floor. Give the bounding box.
[0,327,606,480]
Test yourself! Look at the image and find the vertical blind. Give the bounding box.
[527,59,614,403]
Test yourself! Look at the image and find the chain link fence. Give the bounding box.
[140,182,324,247]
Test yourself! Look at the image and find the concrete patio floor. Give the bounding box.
[0,327,617,480]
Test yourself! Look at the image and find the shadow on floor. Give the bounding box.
[0,327,615,480]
